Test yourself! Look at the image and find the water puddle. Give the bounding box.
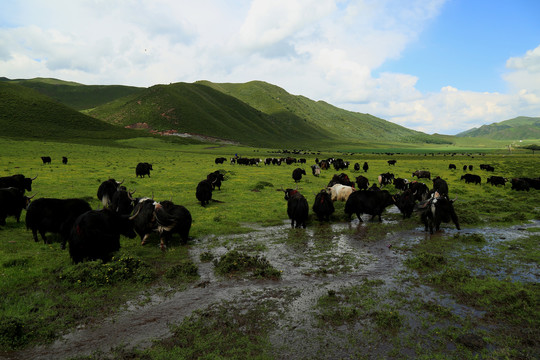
[7,219,539,359]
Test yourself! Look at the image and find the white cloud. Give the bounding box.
[1,0,538,136]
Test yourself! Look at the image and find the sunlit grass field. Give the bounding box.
[1,136,539,353]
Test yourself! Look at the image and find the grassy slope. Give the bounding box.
[0,82,148,143]
[86,80,453,148]
[0,137,539,356]
[197,80,446,144]
[87,82,332,147]
[0,77,144,111]
[456,116,540,140]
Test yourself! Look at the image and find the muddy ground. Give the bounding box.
[7,209,540,359]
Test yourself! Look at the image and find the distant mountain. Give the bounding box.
[87,80,449,147]
[0,77,143,110]
[3,77,452,147]
[0,81,142,142]
[456,116,540,140]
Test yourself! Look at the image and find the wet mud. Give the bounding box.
[7,215,540,359]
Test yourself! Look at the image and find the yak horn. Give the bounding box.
[27,193,37,199]
[129,206,142,220]
[128,189,136,201]
[117,179,125,185]
[31,175,38,180]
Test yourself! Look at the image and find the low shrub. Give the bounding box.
[0,317,28,349]
[405,251,446,270]
[213,250,281,280]
[165,261,199,280]
[59,254,154,287]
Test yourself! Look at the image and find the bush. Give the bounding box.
[0,317,28,349]
[59,254,154,287]
[213,250,281,280]
[405,251,446,270]
[165,261,199,279]
[453,233,486,243]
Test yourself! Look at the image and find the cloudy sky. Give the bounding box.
[1,0,539,135]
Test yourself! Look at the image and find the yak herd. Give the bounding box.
[1,156,539,266]
[270,156,538,235]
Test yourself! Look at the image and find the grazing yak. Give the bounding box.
[311,164,321,176]
[449,164,456,170]
[412,170,431,180]
[345,190,395,222]
[207,171,225,190]
[0,188,34,226]
[387,160,397,166]
[362,162,369,172]
[62,156,68,165]
[25,198,91,249]
[97,178,124,208]
[378,172,394,186]
[292,168,306,183]
[136,162,153,178]
[0,174,37,193]
[355,175,369,190]
[111,187,137,215]
[153,200,192,249]
[393,177,409,191]
[487,176,507,187]
[41,156,51,164]
[328,173,355,187]
[284,188,309,228]
[480,164,495,172]
[68,209,138,263]
[312,190,334,222]
[460,174,481,185]
[409,181,430,202]
[432,176,449,197]
[393,188,416,219]
[511,178,530,191]
[327,184,355,202]
[196,179,213,206]
[215,157,227,164]
[419,193,460,234]
[132,198,157,246]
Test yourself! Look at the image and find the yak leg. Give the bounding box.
[31,229,39,242]
[39,229,48,244]
[159,236,167,251]
[141,233,150,246]
[356,213,363,222]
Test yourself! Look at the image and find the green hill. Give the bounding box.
[88,80,449,147]
[87,82,332,147]
[0,77,143,110]
[0,81,144,142]
[456,116,540,140]
[2,77,454,148]
[197,80,437,143]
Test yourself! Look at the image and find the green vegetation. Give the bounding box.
[212,250,281,279]
[0,82,149,144]
[456,116,540,140]
[1,77,540,358]
[0,77,143,110]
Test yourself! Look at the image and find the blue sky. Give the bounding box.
[1,0,539,135]
[376,0,540,94]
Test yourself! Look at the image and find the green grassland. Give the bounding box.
[456,116,540,140]
[1,76,540,358]
[0,77,144,111]
[0,136,539,358]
